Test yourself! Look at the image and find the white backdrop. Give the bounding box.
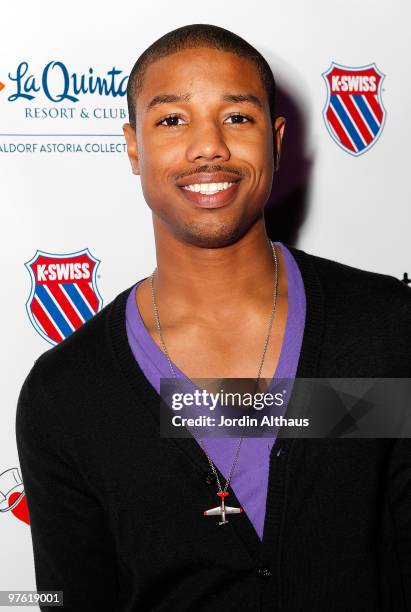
[1,0,409,605]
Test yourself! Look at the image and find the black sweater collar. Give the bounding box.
[109,244,325,385]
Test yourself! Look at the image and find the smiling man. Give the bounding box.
[16,24,411,612]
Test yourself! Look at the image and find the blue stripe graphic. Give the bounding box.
[63,283,94,320]
[35,285,73,338]
[352,95,380,136]
[330,95,365,151]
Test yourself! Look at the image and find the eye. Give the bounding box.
[225,114,252,124]
[157,114,186,127]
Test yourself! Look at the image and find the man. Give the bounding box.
[16,24,411,611]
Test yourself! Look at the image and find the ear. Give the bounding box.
[273,116,286,172]
[123,123,140,175]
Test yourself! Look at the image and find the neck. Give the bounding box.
[151,217,280,325]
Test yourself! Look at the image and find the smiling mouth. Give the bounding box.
[176,170,243,208]
[177,180,241,209]
[181,181,236,195]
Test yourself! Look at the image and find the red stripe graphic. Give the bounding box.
[342,95,373,145]
[31,297,63,343]
[77,282,98,312]
[47,283,84,329]
[326,107,355,152]
[366,94,383,124]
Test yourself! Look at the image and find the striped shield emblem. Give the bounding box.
[25,248,103,345]
[322,63,386,156]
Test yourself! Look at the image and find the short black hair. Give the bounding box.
[126,23,276,129]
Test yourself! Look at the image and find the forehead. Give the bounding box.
[136,47,267,113]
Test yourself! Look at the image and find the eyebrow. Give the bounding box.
[145,93,192,112]
[222,93,263,109]
[144,92,263,112]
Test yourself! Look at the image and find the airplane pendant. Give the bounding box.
[203,491,243,525]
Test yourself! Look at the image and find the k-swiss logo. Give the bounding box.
[25,248,103,345]
[322,63,386,156]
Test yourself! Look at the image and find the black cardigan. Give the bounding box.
[16,246,411,611]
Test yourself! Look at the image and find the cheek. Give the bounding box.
[231,128,273,166]
[250,129,274,164]
[138,145,181,209]
[140,134,183,182]
[258,135,275,186]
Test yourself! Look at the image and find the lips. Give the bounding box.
[176,172,241,209]
[176,171,241,187]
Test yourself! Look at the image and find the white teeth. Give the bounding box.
[182,182,235,194]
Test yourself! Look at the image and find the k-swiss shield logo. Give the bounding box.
[25,248,103,345]
[322,63,386,156]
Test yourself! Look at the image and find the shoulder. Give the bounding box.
[18,285,133,420]
[288,245,411,358]
[286,246,411,375]
[288,245,411,307]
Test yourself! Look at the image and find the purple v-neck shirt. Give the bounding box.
[125,242,306,539]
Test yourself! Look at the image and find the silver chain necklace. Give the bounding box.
[150,241,279,525]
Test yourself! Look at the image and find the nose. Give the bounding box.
[186,120,231,163]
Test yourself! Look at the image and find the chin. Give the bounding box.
[175,219,251,249]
